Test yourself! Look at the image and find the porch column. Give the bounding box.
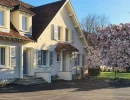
[66,53,70,71]
[19,46,23,78]
[60,51,63,71]
[30,48,34,76]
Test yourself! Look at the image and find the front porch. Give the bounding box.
[55,43,79,81]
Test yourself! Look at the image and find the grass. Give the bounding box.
[98,72,130,79]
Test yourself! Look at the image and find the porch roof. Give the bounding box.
[55,43,79,52]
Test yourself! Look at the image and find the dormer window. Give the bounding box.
[22,16,27,31]
[0,10,4,26]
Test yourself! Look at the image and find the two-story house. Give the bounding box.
[0,0,88,83]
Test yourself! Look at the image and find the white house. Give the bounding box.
[0,0,88,83]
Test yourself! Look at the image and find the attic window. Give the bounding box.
[0,10,4,26]
[22,16,27,31]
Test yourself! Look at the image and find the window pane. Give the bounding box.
[50,51,53,66]
[22,16,27,30]
[58,27,61,40]
[57,54,60,61]
[78,54,80,66]
[41,50,47,65]
[66,29,69,41]
[1,47,5,65]
[0,11,3,26]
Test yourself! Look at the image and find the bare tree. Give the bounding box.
[81,14,110,35]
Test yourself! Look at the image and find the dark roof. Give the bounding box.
[6,0,34,8]
[12,4,35,15]
[0,0,67,41]
[55,43,79,52]
[32,0,66,40]
[0,0,35,14]
[0,23,33,42]
[0,0,12,8]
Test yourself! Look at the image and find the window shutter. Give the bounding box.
[49,51,53,67]
[74,53,78,66]
[10,46,16,67]
[82,55,85,67]
[71,30,75,43]
[37,50,41,67]
[54,24,58,40]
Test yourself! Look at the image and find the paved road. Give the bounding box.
[0,80,130,100]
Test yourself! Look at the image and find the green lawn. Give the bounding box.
[98,72,130,79]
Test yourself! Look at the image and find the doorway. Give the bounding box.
[23,50,28,76]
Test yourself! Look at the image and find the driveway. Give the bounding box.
[0,79,130,100]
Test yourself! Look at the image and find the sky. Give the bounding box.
[22,0,130,25]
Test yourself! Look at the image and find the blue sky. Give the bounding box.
[22,0,130,25]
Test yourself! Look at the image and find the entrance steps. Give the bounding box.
[13,77,47,85]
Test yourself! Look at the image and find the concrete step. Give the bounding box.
[14,77,47,85]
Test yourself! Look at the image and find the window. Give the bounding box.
[75,54,80,66]
[65,29,69,42]
[22,16,27,31]
[41,50,47,65]
[57,53,60,62]
[58,27,61,40]
[0,11,3,26]
[0,47,5,65]
[77,54,80,66]
[49,51,53,66]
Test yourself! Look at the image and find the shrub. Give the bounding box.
[88,67,101,76]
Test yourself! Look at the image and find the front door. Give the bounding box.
[62,53,66,71]
[23,50,28,76]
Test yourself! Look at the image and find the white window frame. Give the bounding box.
[0,47,6,67]
[0,10,4,26]
[22,16,27,31]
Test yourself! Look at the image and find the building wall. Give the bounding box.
[25,5,87,75]
[0,6,10,33]
[11,11,33,36]
[0,4,87,79]
[0,39,24,79]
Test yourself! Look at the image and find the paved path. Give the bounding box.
[0,80,130,100]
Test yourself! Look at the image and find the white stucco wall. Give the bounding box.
[0,39,30,79]
[11,11,32,36]
[24,5,87,76]
[0,2,87,79]
[0,6,10,33]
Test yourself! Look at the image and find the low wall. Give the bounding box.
[35,72,51,83]
[57,71,72,81]
[0,68,15,79]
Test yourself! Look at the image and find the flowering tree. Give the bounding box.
[97,23,130,68]
[86,23,130,69]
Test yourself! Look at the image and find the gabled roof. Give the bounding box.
[55,43,79,52]
[12,4,35,15]
[32,0,66,40]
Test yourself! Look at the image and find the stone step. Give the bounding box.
[14,77,47,85]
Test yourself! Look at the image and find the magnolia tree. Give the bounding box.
[86,23,130,69]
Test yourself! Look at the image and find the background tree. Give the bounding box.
[81,14,110,35]
[81,14,110,68]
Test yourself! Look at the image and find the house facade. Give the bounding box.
[0,0,88,83]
